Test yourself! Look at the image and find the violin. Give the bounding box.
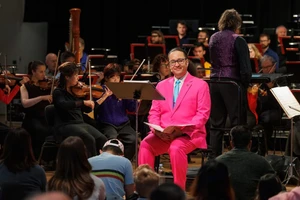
[38,78,57,90]
[0,72,23,86]
[71,81,105,99]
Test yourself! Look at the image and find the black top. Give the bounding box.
[24,83,51,118]
[216,148,275,200]
[52,88,92,125]
[235,36,252,87]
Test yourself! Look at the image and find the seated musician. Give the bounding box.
[256,55,287,156]
[0,73,29,146]
[94,63,136,160]
[152,54,171,81]
[192,42,211,77]
[20,61,53,158]
[79,37,88,72]
[52,62,107,157]
[150,30,165,44]
[138,48,211,190]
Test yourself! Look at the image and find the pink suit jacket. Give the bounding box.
[149,73,211,148]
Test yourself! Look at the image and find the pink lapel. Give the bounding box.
[172,74,193,113]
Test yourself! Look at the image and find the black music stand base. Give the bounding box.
[282,118,300,185]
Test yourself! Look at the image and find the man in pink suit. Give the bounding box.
[138,47,211,189]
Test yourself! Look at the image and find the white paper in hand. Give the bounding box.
[144,122,164,132]
[144,122,195,132]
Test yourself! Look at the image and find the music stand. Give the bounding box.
[270,86,300,185]
[106,80,165,167]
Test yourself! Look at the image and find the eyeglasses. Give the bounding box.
[169,58,186,66]
[260,40,269,43]
[261,63,276,69]
[160,64,169,68]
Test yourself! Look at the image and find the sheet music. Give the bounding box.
[270,86,300,119]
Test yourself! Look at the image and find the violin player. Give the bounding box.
[93,63,136,160]
[254,55,287,156]
[0,71,29,148]
[52,62,107,157]
[0,70,30,105]
[20,61,53,159]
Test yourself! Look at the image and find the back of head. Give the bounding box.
[258,173,283,200]
[60,51,75,64]
[102,139,124,155]
[27,191,72,200]
[190,159,234,200]
[134,164,159,198]
[230,125,252,149]
[218,8,242,31]
[48,136,94,199]
[0,127,36,173]
[150,183,186,200]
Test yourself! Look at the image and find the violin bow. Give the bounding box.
[88,56,92,101]
[51,50,61,95]
[130,59,146,81]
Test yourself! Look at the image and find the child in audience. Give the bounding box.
[134,164,159,200]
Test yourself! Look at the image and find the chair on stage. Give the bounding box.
[38,104,62,169]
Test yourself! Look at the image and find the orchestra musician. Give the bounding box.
[0,73,30,147]
[94,63,136,160]
[52,62,107,157]
[152,54,171,80]
[79,37,88,72]
[20,61,53,158]
[255,55,287,156]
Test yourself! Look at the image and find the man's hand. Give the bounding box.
[154,130,170,141]
[168,127,183,140]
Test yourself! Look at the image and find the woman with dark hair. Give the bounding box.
[20,60,53,158]
[94,63,136,160]
[48,136,106,200]
[52,62,107,157]
[255,173,284,200]
[0,128,46,199]
[152,54,170,81]
[190,159,235,200]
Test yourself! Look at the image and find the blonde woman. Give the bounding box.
[248,44,262,60]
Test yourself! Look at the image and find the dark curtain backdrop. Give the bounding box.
[24,0,298,63]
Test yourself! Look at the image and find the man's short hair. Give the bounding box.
[230,125,252,148]
[60,51,75,63]
[260,55,276,65]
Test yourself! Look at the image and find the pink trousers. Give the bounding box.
[138,133,196,189]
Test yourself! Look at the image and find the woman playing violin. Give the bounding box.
[94,63,136,160]
[20,61,53,158]
[0,71,30,104]
[52,62,107,157]
[0,72,29,147]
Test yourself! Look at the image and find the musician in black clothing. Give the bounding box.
[256,55,287,155]
[52,62,107,157]
[20,61,52,158]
